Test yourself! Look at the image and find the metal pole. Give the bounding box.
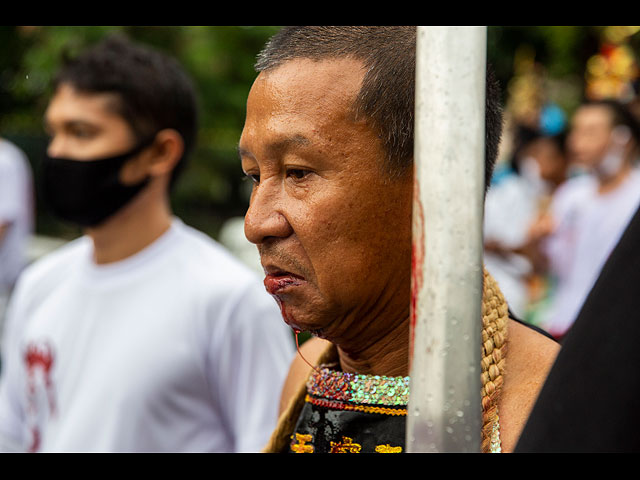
[406,26,487,453]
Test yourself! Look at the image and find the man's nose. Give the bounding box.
[244,182,293,245]
[47,135,68,158]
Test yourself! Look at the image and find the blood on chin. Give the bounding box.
[271,295,328,339]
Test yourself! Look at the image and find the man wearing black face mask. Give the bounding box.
[0,34,294,453]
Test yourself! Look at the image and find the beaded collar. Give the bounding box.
[305,364,501,453]
[307,364,410,406]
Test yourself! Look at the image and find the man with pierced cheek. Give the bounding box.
[238,26,560,454]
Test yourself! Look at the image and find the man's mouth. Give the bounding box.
[263,268,304,295]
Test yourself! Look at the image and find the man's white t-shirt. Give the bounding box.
[0,139,33,292]
[0,218,295,452]
[541,169,640,337]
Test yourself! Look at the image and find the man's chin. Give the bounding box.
[274,300,328,337]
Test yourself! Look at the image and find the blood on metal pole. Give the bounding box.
[406,26,487,453]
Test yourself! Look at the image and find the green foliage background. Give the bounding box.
[0,26,280,240]
[0,26,625,240]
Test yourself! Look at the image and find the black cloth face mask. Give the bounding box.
[42,136,156,228]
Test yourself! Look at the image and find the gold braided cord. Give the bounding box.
[262,270,509,453]
[480,269,509,453]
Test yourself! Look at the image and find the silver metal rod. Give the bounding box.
[406,26,487,453]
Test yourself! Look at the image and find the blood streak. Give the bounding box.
[410,177,425,364]
[264,275,320,373]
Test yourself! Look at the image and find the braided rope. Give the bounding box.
[480,269,509,453]
[262,270,509,453]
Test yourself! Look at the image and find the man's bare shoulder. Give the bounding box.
[499,319,560,452]
[505,319,560,392]
[278,337,332,415]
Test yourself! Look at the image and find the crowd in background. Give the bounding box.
[484,28,640,341]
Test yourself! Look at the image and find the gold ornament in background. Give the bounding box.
[506,45,546,128]
[585,27,640,102]
[602,26,640,44]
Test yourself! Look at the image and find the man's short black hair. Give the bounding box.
[53,33,199,187]
[255,26,503,192]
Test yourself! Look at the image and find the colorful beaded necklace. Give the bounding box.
[304,364,501,452]
[306,364,410,415]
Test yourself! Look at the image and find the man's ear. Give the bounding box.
[146,128,185,177]
[120,129,184,184]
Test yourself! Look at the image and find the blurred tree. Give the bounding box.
[488,26,601,114]
[0,26,280,240]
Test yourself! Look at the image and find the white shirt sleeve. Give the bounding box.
[208,280,295,453]
[0,280,29,452]
[0,147,26,226]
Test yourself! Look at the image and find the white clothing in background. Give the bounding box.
[0,139,33,291]
[0,219,294,452]
[484,170,542,318]
[541,169,640,337]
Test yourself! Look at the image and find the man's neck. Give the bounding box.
[597,161,633,195]
[336,314,410,378]
[87,186,173,265]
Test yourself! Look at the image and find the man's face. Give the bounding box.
[239,58,413,343]
[523,137,566,185]
[44,83,136,161]
[566,105,614,168]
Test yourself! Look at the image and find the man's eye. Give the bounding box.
[69,127,96,139]
[244,173,260,184]
[287,169,311,180]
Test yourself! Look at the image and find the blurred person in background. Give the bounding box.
[0,138,34,343]
[531,99,640,340]
[516,197,640,451]
[0,34,294,453]
[484,112,569,321]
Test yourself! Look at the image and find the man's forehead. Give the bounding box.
[46,84,122,121]
[254,57,365,107]
[573,105,614,128]
[244,64,366,148]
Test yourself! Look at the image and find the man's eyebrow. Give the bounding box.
[238,134,312,159]
[43,118,99,132]
[276,134,311,148]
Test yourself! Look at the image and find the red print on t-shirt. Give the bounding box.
[24,341,56,452]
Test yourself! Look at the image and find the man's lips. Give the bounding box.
[263,271,304,295]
